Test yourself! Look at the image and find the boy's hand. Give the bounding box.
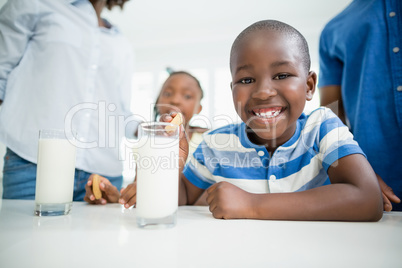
[377,174,401,211]
[206,181,255,219]
[119,182,137,208]
[160,112,189,171]
[84,174,120,204]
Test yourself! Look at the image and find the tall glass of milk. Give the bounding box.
[34,129,76,216]
[135,122,180,228]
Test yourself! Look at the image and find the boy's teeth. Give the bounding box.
[255,109,281,118]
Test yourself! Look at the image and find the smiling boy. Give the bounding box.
[179,20,383,221]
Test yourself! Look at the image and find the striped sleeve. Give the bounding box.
[183,140,215,190]
[317,108,365,171]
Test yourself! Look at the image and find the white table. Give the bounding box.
[0,199,401,268]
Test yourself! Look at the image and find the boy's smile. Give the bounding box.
[250,106,285,124]
[230,29,316,150]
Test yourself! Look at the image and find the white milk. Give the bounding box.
[136,136,179,219]
[35,139,76,204]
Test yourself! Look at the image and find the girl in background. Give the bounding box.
[85,71,208,206]
[154,71,207,160]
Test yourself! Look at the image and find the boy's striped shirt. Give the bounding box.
[183,108,364,194]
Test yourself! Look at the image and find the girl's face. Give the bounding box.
[156,73,202,126]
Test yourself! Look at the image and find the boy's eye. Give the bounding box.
[273,74,290,80]
[162,91,172,97]
[184,94,193,100]
[239,78,255,84]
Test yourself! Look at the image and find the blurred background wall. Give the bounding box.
[102,0,351,127]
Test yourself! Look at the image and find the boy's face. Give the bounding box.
[230,30,316,147]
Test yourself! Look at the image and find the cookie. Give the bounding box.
[165,113,183,133]
[92,174,102,200]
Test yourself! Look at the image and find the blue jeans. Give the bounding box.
[2,148,122,201]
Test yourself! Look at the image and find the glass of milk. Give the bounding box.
[135,122,180,229]
[34,129,76,216]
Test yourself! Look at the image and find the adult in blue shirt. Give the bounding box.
[319,0,402,211]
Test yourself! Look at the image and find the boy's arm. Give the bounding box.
[207,154,383,221]
[179,174,205,205]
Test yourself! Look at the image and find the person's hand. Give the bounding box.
[206,181,255,219]
[84,174,120,204]
[160,112,189,171]
[194,189,209,206]
[119,182,137,208]
[377,174,401,211]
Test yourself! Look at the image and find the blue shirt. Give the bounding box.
[318,0,402,209]
[183,108,364,193]
[0,0,139,176]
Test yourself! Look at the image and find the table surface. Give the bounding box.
[0,199,401,268]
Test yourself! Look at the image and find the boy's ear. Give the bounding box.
[306,71,317,101]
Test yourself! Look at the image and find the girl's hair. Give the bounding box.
[153,71,204,121]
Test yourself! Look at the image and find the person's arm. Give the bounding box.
[318,26,346,125]
[377,174,401,211]
[321,85,401,211]
[119,181,137,208]
[320,85,346,124]
[193,189,209,206]
[206,154,383,221]
[179,174,205,205]
[84,174,120,204]
[0,0,37,103]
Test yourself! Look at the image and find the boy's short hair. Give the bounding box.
[230,20,311,73]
